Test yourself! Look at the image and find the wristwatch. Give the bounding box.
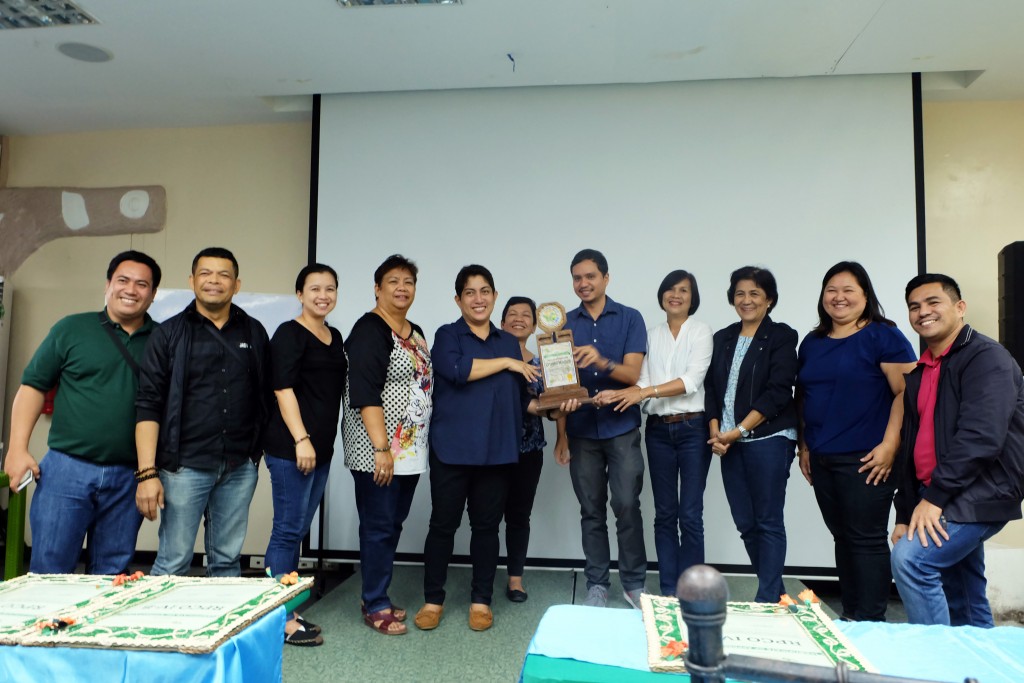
[737,424,750,439]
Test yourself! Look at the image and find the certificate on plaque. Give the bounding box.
[535,302,592,410]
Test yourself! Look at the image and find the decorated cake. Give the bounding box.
[640,593,876,674]
[0,572,312,653]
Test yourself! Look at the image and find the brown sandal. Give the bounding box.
[361,603,407,622]
[364,608,407,636]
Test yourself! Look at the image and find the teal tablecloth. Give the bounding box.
[522,604,1024,683]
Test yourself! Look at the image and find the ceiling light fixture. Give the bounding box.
[0,0,97,29]
[337,0,460,7]
[57,41,112,62]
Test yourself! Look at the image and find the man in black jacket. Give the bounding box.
[135,247,271,576]
[891,273,1024,627]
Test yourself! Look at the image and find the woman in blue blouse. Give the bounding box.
[797,261,916,621]
[415,265,574,632]
[705,266,798,603]
[500,296,568,603]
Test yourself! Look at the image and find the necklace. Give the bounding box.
[374,307,410,338]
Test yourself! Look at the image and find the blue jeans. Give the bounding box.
[352,470,420,613]
[645,416,712,596]
[891,518,1005,627]
[264,454,331,576]
[151,459,258,577]
[720,436,795,602]
[568,431,647,592]
[29,450,143,574]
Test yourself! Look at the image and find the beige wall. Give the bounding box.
[923,100,1024,547]
[3,122,311,554]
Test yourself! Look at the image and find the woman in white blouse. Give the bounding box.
[595,270,713,596]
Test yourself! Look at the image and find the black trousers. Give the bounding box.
[423,451,512,605]
[811,451,896,621]
[504,449,544,577]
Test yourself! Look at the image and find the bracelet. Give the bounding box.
[134,466,157,481]
[294,434,311,445]
[653,385,660,398]
[373,445,390,453]
[136,472,160,483]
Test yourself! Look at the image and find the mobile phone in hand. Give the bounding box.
[16,470,34,492]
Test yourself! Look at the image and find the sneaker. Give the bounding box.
[623,588,644,610]
[582,585,608,608]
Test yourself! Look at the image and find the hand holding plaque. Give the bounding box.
[534,302,593,411]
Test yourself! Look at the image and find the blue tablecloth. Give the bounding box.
[524,605,1024,683]
[0,605,285,683]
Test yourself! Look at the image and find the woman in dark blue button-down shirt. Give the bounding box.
[415,265,572,633]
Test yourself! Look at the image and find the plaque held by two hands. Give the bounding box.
[534,302,593,411]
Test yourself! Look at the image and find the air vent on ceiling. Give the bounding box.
[338,0,460,6]
[0,0,96,29]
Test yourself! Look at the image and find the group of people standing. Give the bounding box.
[4,245,1022,653]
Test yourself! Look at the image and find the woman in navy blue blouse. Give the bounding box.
[415,266,573,633]
[499,296,568,603]
[797,261,916,621]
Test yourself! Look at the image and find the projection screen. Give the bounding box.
[313,74,918,572]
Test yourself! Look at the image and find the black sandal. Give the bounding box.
[296,616,321,634]
[284,627,323,647]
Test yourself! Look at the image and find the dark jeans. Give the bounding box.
[264,454,331,576]
[504,449,544,577]
[423,452,511,606]
[568,430,647,591]
[720,436,795,603]
[351,470,420,614]
[645,416,713,596]
[810,451,895,621]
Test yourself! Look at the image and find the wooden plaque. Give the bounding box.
[535,302,591,410]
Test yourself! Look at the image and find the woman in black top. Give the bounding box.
[264,263,347,646]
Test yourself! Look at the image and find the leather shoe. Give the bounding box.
[414,604,444,631]
[468,606,493,631]
[506,587,528,603]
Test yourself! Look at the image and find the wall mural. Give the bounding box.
[0,186,166,277]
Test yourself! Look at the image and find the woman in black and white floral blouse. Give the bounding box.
[342,254,432,636]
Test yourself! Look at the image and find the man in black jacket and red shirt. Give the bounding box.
[891,273,1024,627]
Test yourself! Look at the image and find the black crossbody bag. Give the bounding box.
[98,312,141,377]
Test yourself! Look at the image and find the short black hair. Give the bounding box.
[455,264,495,296]
[107,250,161,289]
[295,263,338,293]
[501,296,537,323]
[811,261,896,337]
[727,266,779,313]
[905,273,962,304]
[373,254,418,287]
[192,247,239,277]
[570,248,608,276]
[657,270,700,315]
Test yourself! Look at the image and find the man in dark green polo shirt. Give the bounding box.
[3,250,161,574]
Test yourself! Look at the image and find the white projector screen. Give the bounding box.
[314,74,918,572]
